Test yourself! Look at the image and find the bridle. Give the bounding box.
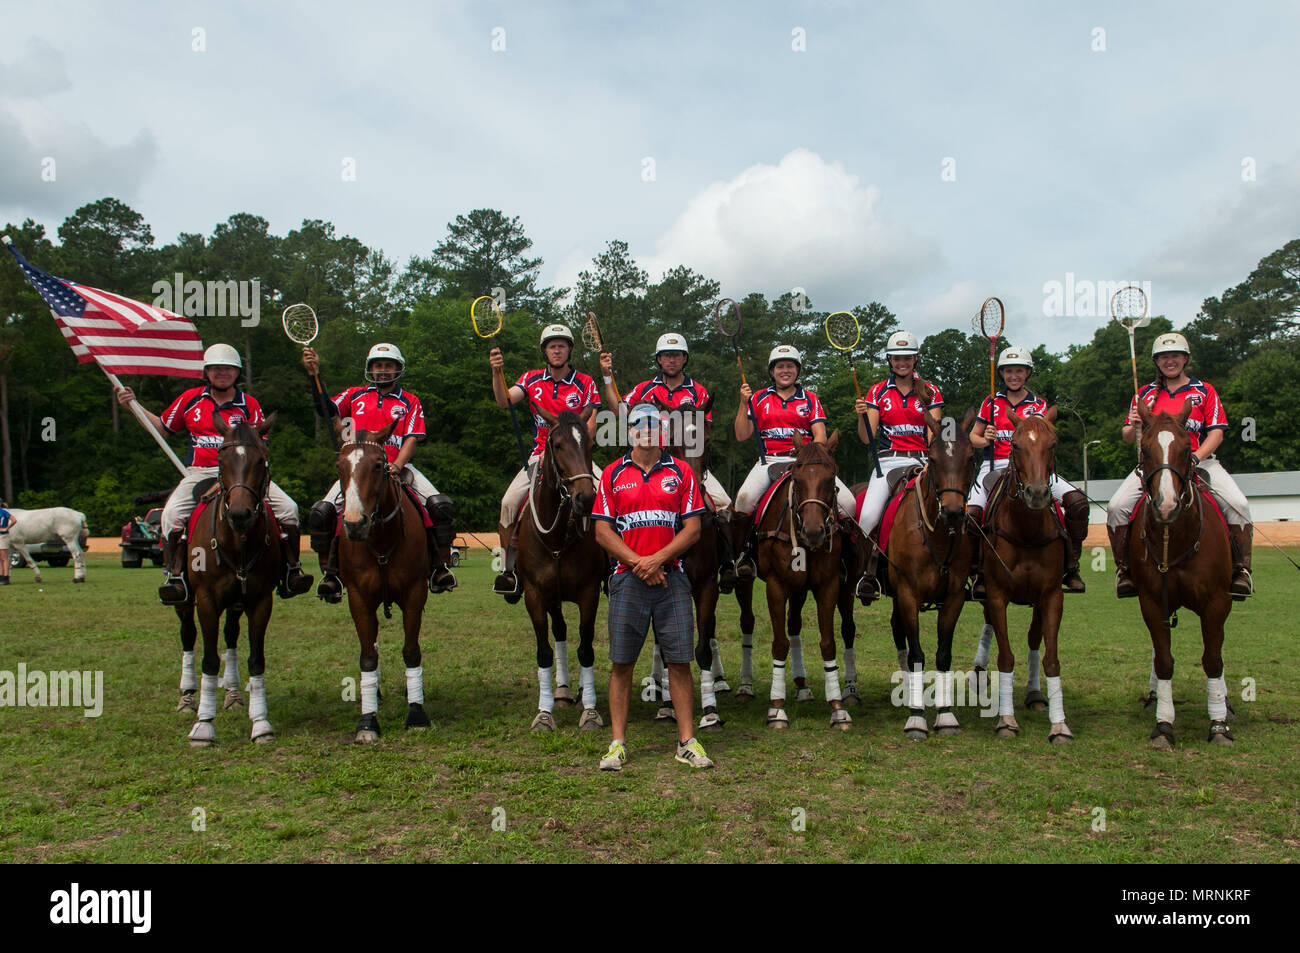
[530,424,596,541]
[788,455,837,551]
[1139,437,1195,526]
[1136,425,1204,630]
[216,441,270,528]
[339,440,406,559]
[208,437,273,597]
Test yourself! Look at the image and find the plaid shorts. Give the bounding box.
[607,570,694,665]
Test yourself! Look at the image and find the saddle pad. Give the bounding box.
[879,479,916,552]
[755,471,792,527]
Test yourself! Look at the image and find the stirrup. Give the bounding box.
[430,564,457,594]
[493,571,521,595]
[281,564,313,598]
[316,573,343,604]
[1062,569,1086,593]
[1230,570,1253,600]
[1114,569,1137,599]
[158,574,191,606]
[855,574,879,605]
[734,556,757,581]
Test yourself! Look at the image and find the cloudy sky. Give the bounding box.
[3,0,1299,352]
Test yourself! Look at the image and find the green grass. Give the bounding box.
[0,549,1297,863]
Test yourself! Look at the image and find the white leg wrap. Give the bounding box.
[360,669,380,716]
[998,671,1015,717]
[247,675,268,722]
[844,646,857,683]
[907,667,924,710]
[1027,650,1041,693]
[789,636,806,681]
[740,632,754,682]
[180,651,197,692]
[771,659,787,701]
[197,674,218,721]
[701,670,716,709]
[555,642,571,690]
[580,665,597,709]
[1206,675,1227,722]
[974,624,994,669]
[537,666,554,712]
[937,670,954,709]
[221,648,240,691]
[1156,678,1174,724]
[709,638,725,678]
[823,662,842,703]
[1046,675,1065,724]
[405,666,424,706]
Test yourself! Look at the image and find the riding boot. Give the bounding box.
[855,541,881,605]
[315,535,343,603]
[425,494,458,593]
[1061,491,1089,593]
[716,513,738,593]
[1228,524,1254,600]
[966,505,986,602]
[279,527,314,598]
[1108,523,1137,598]
[158,528,190,606]
[493,522,522,598]
[730,512,757,580]
[308,500,342,603]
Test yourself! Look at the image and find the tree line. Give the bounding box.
[1,198,1297,533]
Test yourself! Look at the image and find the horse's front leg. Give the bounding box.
[349,585,382,744]
[838,579,859,706]
[1025,607,1046,713]
[787,587,811,700]
[187,594,222,747]
[734,578,756,699]
[400,585,430,731]
[176,604,199,714]
[695,577,724,732]
[1202,591,1233,745]
[524,578,557,733]
[894,590,927,741]
[245,594,274,744]
[765,576,791,729]
[986,591,1019,739]
[220,607,245,710]
[1138,589,1175,748]
[1039,590,1072,744]
[816,578,851,731]
[549,596,575,708]
[575,573,604,733]
[933,594,963,736]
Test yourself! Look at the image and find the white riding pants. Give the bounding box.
[163,466,299,535]
[1107,456,1250,527]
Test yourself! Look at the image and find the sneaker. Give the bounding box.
[599,740,627,771]
[675,737,714,769]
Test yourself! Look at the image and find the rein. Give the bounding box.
[339,440,408,618]
[529,426,595,559]
[1138,454,1204,630]
[912,464,965,599]
[988,445,1066,550]
[208,441,274,601]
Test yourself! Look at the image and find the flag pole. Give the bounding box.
[104,370,188,475]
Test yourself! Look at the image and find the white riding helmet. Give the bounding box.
[997,346,1034,371]
[1152,332,1191,359]
[885,331,920,356]
[654,332,689,363]
[540,325,574,349]
[365,343,405,383]
[768,345,803,372]
[203,343,242,371]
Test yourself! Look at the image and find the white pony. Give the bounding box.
[5,507,88,582]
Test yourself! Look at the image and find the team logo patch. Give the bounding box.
[680,395,695,407]
[389,404,407,419]
[566,392,581,409]
[227,414,244,425]
[660,476,679,493]
[796,403,810,417]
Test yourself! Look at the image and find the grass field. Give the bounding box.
[1,549,1297,863]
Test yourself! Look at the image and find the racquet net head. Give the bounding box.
[471,295,502,339]
[282,303,318,345]
[825,310,861,352]
[1111,286,1149,327]
[581,312,605,352]
[715,298,741,338]
[979,297,1005,339]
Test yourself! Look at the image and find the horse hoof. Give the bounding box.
[935,725,961,737]
[1150,733,1174,750]
[994,716,1020,739]
[1048,730,1074,746]
[578,708,604,731]
[795,687,814,703]
[736,682,755,700]
[655,706,677,723]
[713,678,731,694]
[251,720,274,744]
[73,577,86,584]
[995,727,1017,740]
[905,729,928,741]
[698,710,724,733]
[1208,722,1234,745]
[177,691,198,714]
[405,703,431,730]
[223,689,245,711]
[530,710,555,733]
[766,708,789,729]
[1025,690,1048,712]
[830,709,852,731]
[1149,721,1175,749]
[188,721,215,747]
[553,687,576,708]
[842,685,861,707]
[355,713,381,744]
[354,730,380,744]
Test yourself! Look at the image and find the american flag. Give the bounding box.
[3,236,204,378]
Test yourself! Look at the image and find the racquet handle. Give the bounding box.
[850,366,862,401]
[735,355,748,389]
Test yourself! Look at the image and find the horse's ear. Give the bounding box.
[580,404,596,423]
[1044,405,1058,423]
[960,407,978,432]
[536,405,559,427]
[212,412,232,438]
[922,412,941,438]
[825,430,839,454]
[701,392,715,415]
[1135,399,1155,426]
[375,418,399,444]
[256,412,277,437]
[792,431,805,448]
[1007,408,1024,427]
[1175,397,1193,427]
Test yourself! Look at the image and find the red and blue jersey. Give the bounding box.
[748,385,827,457]
[0,508,11,532]
[977,390,1049,461]
[331,385,425,463]
[1127,377,1227,453]
[623,375,713,422]
[865,378,943,453]
[161,387,265,468]
[594,451,705,574]
[514,367,600,458]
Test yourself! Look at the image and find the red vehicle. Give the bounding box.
[120,508,164,568]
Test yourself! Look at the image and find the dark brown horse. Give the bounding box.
[1130,399,1235,747]
[183,414,280,747]
[334,417,430,743]
[979,407,1073,743]
[882,407,977,740]
[756,432,851,729]
[516,406,606,733]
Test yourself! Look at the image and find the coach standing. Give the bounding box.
[593,403,713,771]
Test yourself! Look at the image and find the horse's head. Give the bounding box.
[924,405,978,527]
[334,416,399,540]
[789,430,839,551]
[213,412,275,536]
[1137,398,1194,524]
[1007,406,1058,511]
[539,405,597,517]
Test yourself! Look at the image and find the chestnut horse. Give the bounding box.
[516,406,606,733]
[883,408,977,740]
[979,407,1075,744]
[334,417,431,743]
[183,414,281,748]
[756,432,851,730]
[1130,399,1235,747]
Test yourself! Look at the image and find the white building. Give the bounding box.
[1080,471,1300,523]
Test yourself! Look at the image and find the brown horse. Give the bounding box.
[756,432,851,729]
[333,417,431,743]
[1129,399,1235,747]
[979,407,1074,743]
[183,414,281,747]
[881,408,977,740]
[516,406,606,733]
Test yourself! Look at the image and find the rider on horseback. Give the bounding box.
[966,347,1090,599]
[116,344,313,606]
[491,324,601,597]
[1106,332,1254,600]
[302,342,458,602]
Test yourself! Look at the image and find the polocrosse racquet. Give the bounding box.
[978,296,1005,401]
[716,297,763,462]
[472,295,529,467]
[1111,285,1150,456]
[283,303,338,450]
[826,310,882,477]
[582,311,619,402]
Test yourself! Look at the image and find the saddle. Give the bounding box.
[754,470,792,528]
[854,473,920,556]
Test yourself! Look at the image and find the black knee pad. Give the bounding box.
[308,500,337,549]
[427,494,456,547]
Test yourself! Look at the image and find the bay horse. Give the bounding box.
[756,431,851,730]
[978,407,1074,743]
[880,408,977,739]
[1130,399,1235,747]
[334,417,431,743]
[183,414,280,747]
[516,406,605,733]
